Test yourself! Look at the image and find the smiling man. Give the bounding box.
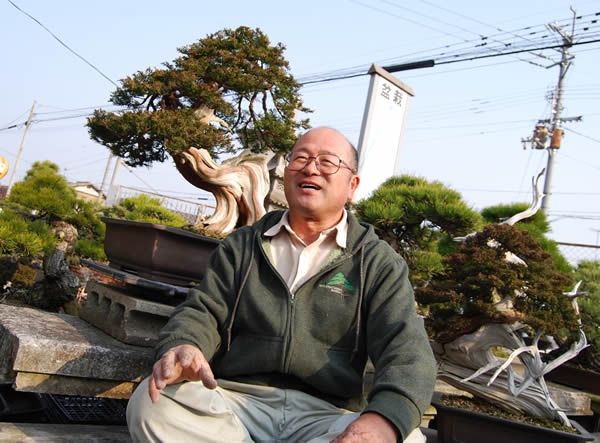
[127,127,436,442]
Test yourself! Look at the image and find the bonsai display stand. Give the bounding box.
[78,279,175,347]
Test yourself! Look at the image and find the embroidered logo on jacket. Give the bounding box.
[320,272,355,296]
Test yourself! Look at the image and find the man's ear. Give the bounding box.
[347,175,360,201]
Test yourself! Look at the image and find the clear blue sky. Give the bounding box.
[1,0,599,249]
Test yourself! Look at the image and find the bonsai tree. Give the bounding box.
[482,203,572,274]
[87,26,311,233]
[0,161,106,311]
[571,260,600,372]
[416,223,585,426]
[353,175,483,287]
[0,161,105,260]
[417,224,578,344]
[103,194,188,227]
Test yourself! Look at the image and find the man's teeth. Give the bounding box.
[301,184,319,189]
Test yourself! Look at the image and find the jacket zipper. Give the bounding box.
[257,234,357,374]
[256,236,295,373]
[283,253,354,373]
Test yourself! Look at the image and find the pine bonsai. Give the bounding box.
[354,175,483,287]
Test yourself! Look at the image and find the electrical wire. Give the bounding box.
[7,0,118,87]
[564,127,600,143]
[119,161,158,193]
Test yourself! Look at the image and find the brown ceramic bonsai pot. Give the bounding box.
[101,217,221,287]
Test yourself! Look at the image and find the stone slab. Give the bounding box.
[79,280,174,347]
[14,372,137,399]
[0,304,153,394]
[0,422,132,442]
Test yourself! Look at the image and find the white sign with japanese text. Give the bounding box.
[354,65,413,202]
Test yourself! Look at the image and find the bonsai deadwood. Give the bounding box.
[175,148,274,234]
[433,320,587,426]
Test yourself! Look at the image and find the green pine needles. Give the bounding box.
[87,26,311,167]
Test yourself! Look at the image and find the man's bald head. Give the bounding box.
[294,127,358,173]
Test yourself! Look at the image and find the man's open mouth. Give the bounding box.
[300,183,320,190]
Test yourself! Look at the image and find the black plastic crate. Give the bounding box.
[0,383,47,423]
[40,394,128,425]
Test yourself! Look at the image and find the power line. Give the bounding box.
[298,11,600,85]
[299,38,600,85]
[350,0,472,41]
[7,0,118,88]
[564,126,600,144]
[370,0,551,67]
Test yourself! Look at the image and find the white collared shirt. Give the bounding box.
[264,210,348,293]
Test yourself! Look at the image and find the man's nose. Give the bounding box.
[302,157,320,174]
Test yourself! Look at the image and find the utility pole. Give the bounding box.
[540,10,577,212]
[109,157,121,189]
[97,153,114,204]
[8,100,36,192]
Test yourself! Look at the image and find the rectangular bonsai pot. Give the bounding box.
[431,395,594,443]
[102,217,221,287]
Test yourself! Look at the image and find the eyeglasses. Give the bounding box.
[285,152,356,175]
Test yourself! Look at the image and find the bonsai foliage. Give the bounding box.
[354,175,483,286]
[572,260,600,370]
[482,203,572,274]
[87,26,310,167]
[0,210,55,257]
[416,223,579,344]
[3,161,78,221]
[0,161,106,261]
[103,194,188,227]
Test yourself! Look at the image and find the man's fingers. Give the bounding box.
[160,350,177,381]
[148,375,161,403]
[175,346,195,367]
[199,359,217,389]
[148,345,216,400]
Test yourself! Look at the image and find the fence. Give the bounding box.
[557,242,600,266]
[106,185,215,225]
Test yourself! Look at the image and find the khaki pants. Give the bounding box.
[126,378,425,443]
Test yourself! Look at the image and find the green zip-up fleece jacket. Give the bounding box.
[155,210,436,440]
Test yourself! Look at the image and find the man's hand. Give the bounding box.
[331,412,399,443]
[148,344,217,403]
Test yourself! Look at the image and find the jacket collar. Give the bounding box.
[258,210,375,255]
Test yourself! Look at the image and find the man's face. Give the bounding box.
[284,128,360,221]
